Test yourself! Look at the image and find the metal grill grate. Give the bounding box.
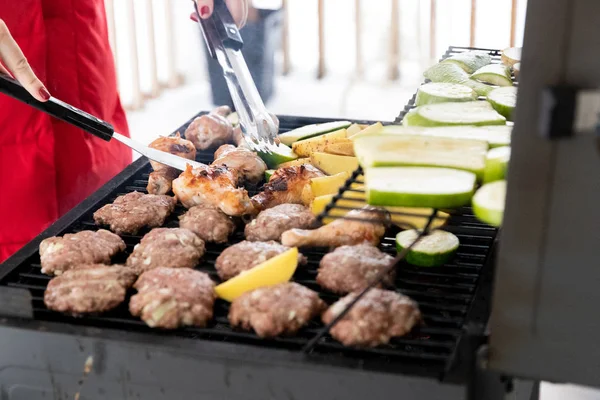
[0,47,502,381]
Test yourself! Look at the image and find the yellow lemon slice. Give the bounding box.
[215,247,299,302]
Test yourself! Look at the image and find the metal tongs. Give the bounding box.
[194,0,279,153]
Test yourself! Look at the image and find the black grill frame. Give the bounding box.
[0,47,502,384]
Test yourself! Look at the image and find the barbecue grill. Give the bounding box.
[1,0,599,397]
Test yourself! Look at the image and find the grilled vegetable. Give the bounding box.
[395,229,459,267]
[472,180,506,227]
[214,247,299,302]
[441,50,492,73]
[265,169,275,181]
[403,101,506,127]
[501,47,521,67]
[291,129,347,157]
[354,134,488,180]
[324,139,354,156]
[487,87,517,121]
[258,143,298,168]
[365,167,477,208]
[483,146,510,183]
[513,63,520,80]
[349,122,383,139]
[424,62,493,96]
[346,124,362,136]
[471,64,513,87]
[227,112,239,127]
[278,121,351,145]
[310,172,350,197]
[310,152,359,175]
[415,82,478,106]
[377,125,511,148]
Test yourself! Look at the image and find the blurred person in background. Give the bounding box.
[0,0,247,262]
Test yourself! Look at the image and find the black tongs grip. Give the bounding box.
[195,0,244,58]
[0,73,114,141]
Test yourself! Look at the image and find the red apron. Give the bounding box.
[0,0,132,262]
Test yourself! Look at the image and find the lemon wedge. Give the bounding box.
[214,247,299,302]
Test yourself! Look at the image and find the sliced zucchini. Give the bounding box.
[501,47,521,67]
[424,62,493,97]
[441,50,492,74]
[407,101,506,127]
[354,134,488,180]
[415,82,478,106]
[365,167,477,209]
[472,180,506,227]
[227,112,239,127]
[483,146,510,183]
[396,229,459,267]
[380,125,511,148]
[487,87,517,121]
[278,121,351,146]
[257,143,299,169]
[471,64,513,87]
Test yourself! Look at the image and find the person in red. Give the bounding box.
[0,0,247,262]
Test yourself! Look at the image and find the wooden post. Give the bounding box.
[388,0,399,80]
[105,0,118,85]
[164,0,184,88]
[282,0,291,75]
[317,0,325,79]
[126,0,143,109]
[430,0,436,61]
[510,0,518,47]
[470,0,477,47]
[146,0,160,98]
[355,0,363,78]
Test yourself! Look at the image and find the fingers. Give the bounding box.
[195,0,214,20]
[195,0,248,28]
[0,19,50,101]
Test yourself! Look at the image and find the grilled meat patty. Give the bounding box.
[93,191,177,234]
[44,264,137,315]
[322,288,421,347]
[214,240,306,281]
[317,244,395,294]
[129,267,216,329]
[126,228,205,274]
[39,230,126,276]
[244,203,316,242]
[229,282,325,338]
[179,204,235,244]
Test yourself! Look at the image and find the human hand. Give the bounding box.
[0,19,50,102]
[195,0,249,28]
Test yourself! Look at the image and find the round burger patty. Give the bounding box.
[229,282,325,338]
[39,229,126,276]
[126,228,205,274]
[44,264,137,315]
[317,244,395,294]
[179,204,235,244]
[93,191,177,234]
[322,288,421,347]
[129,267,216,329]
[214,240,306,281]
[244,203,316,242]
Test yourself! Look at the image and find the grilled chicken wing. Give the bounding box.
[212,144,267,184]
[146,134,196,195]
[251,165,324,210]
[185,113,233,150]
[172,164,255,216]
[281,206,389,248]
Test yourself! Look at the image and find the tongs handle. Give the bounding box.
[0,73,114,141]
[196,0,243,57]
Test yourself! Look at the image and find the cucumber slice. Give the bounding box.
[483,146,510,183]
[402,109,425,126]
[487,87,517,121]
[472,180,506,227]
[278,121,351,146]
[365,167,476,209]
[381,125,511,148]
[265,169,275,181]
[411,101,506,127]
[513,63,520,80]
[471,64,513,87]
[396,229,459,267]
[415,82,478,106]
[501,47,521,67]
[354,135,488,180]
[227,112,239,127]
[424,62,493,97]
[257,143,299,168]
[441,50,492,74]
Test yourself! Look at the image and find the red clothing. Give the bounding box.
[0,0,131,262]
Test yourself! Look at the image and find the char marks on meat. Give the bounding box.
[251,165,324,210]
